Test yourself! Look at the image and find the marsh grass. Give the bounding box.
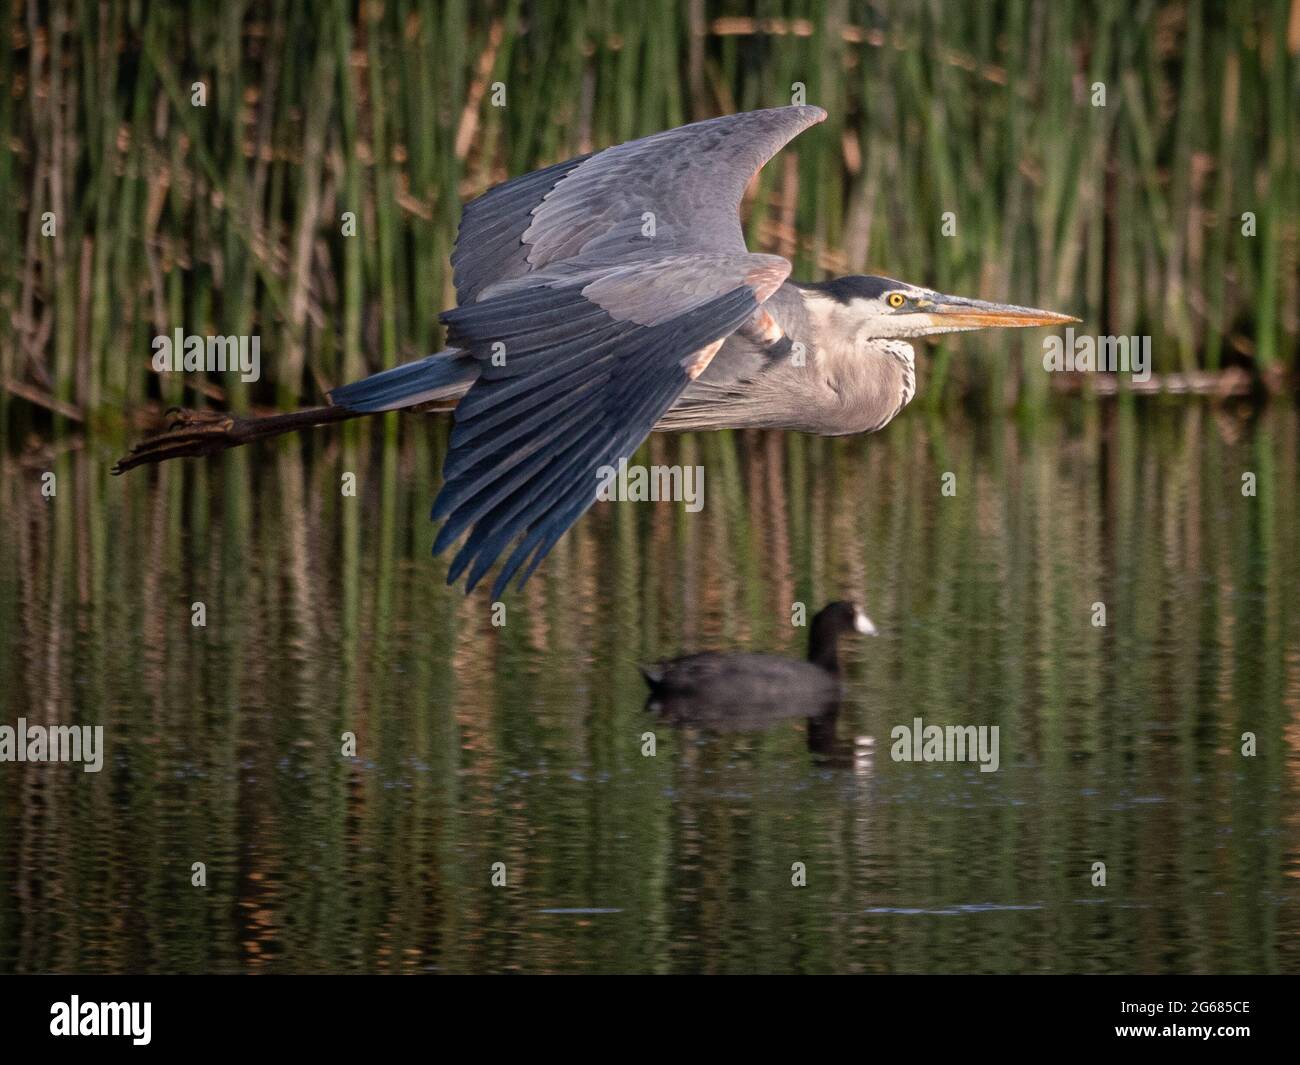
[1,0,1295,436]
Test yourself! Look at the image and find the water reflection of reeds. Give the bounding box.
[0,403,1297,973]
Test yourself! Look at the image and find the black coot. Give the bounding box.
[640,600,876,717]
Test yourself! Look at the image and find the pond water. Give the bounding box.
[1,401,1297,973]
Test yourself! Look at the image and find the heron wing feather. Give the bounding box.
[433,254,791,595]
[450,106,826,304]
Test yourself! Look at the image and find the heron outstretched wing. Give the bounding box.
[435,254,791,595]
[450,105,826,303]
[436,106,826,595]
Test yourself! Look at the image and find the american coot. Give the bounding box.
[640,601,876,715]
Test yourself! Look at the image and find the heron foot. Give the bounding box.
[112,407,241,474]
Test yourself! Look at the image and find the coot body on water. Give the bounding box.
[640,601,875,718]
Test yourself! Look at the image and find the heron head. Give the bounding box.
[808,275,1079,341]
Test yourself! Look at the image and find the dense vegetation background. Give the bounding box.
[2,0,1296,435]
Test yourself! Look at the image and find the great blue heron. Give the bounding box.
[116,105,1077,595]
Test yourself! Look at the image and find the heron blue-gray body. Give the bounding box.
[122,106,1077,596]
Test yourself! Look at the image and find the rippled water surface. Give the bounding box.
[2,403,1298,973]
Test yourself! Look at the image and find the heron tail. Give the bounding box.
[328,348,476,413]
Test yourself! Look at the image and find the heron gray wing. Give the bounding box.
[433,253,791,596]
[451,106,826,304]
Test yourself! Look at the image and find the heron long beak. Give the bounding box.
[915,294,1080,331]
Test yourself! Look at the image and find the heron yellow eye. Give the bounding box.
[887,292,907,309]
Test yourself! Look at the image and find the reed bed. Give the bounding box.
[1,0,1296,435]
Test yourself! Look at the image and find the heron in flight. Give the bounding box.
[116,105,1077,596]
